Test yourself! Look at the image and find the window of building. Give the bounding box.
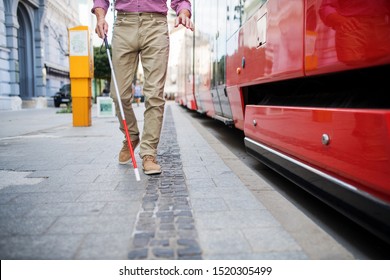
[44,26,50,61]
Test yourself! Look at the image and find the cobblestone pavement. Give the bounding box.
[0,102,353,260]
[128,107,202,260]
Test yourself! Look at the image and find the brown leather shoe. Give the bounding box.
[142,155,161,175]
[118,139,139,164]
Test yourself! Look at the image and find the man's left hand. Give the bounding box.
[175,9,194,31]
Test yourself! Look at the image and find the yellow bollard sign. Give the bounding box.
[68,26,94,126]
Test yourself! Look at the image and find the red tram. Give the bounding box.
[167,0,390,243]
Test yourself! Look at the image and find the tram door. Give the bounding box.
[211,0,233,120]
[193,0,214,115]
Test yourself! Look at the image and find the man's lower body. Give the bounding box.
[110,12,169,174]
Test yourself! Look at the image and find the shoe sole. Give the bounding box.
[143,169,162,175]
[119,159,131,165]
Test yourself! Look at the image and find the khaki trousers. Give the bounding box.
[110,12,169,158]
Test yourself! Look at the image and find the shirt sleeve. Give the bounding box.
[91,0,110,14]
[170,0,192,17]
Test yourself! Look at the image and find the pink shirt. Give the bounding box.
[92,0,191,16]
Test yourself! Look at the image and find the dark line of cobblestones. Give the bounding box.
[127,105,203,260]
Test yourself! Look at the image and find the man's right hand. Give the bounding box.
[94,7,108,39]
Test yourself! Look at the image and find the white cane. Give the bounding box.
[104,36,140,181]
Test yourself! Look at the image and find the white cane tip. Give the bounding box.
[134,168,141,181]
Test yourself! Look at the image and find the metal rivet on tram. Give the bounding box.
[322,134,330,145]
[253,120,257,127]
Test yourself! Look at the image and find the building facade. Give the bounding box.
[0,0,80,110]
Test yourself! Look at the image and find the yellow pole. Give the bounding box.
[68,26,94,126]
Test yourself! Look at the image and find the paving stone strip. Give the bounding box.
[127,106,202,260]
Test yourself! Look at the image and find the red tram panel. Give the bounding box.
[244,106,390,201]
[172,0,390,243]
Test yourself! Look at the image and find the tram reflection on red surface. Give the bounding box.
[167,0,390,243]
